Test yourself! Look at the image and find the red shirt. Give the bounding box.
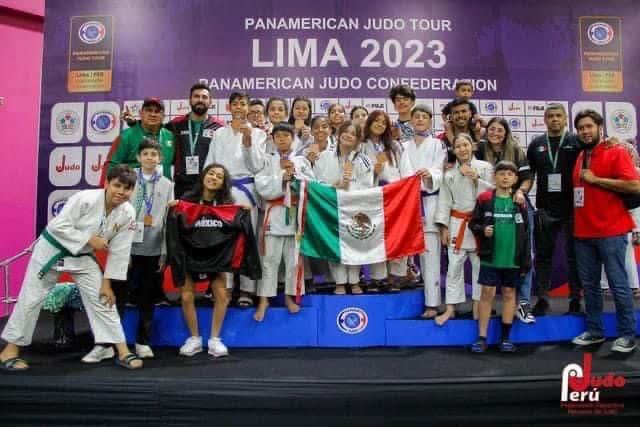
[573,142,639,238]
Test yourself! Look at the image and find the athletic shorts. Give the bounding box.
[478,265,522,288]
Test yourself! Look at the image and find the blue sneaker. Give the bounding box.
[470,339,488,353]
[499,339,517,353]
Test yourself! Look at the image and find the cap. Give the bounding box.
[141,97,164,111]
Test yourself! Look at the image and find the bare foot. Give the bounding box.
[253,298,269,322]
[435,309,455,326]
[285,295,301,314]
[350,284,364,295]
[421,308,438,319]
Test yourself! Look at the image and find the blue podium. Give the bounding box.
[121,290,640,347]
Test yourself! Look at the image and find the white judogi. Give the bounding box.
[205,124,267,292]
[2,189,136,346]
[399,136,447,307]
[361,139,407,280]
[255,153,315,297]
[314,148,374,284]
[435,159,494,304]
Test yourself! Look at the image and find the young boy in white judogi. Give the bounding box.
[204,92,266,306]
[314,121,374,295]
[254,124,315,321]
[399,105,447,319]
[0,166,142,371]
[434,133,494,325]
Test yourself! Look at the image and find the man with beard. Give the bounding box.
[571,110,639,353]
[167,83,225,198]
[439,98,483,164]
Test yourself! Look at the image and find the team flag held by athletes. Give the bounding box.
[296,175,425,265]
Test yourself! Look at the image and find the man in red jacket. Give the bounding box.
[571,109,640,353]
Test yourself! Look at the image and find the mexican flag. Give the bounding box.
[297,175,425,265]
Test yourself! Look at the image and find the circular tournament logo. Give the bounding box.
[78,21,106,44]
[320,100,332,113]
[51,199,67,217]
[91,111,117,133]
[336,307,368,334]
[611,110,632,134]
[347,212,376,240]
[56,110,80,135]
[485,102,498,114]
[587,22,614,46]
[509,117,522,130]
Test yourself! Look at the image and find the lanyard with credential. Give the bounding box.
[188,119,202,156]
[545,131,566,172]
[140,173,158,216]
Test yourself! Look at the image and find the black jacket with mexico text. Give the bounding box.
[166,200,261,286]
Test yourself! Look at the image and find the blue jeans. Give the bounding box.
[575,235,637,338]
[518,200,535,304]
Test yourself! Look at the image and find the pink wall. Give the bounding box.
[0,1,44,316]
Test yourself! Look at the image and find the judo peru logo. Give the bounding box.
[611,110,632,134]
[560,353,626,415]
[336,307,368,334]
[78,21,106,44]
[347,212,376,240]
[56,110,80,135]
[91,111,117,133]
[587,22,614,46]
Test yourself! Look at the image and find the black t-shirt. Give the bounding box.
[527,132,583,217]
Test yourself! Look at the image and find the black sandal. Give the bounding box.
[114,353,143,370]
[0,357,29,371]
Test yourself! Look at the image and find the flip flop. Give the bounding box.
[0,357,29,372]
[114,353,143,370]
[333,285,346,295]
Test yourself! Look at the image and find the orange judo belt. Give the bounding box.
[450,209,473,253]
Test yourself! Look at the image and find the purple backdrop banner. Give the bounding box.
[38,0,640,233]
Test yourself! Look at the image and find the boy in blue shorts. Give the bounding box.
[469,161,531,353]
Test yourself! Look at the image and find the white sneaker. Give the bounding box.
[135,343,154,359]
[179,336,203,356]
[81,345,115,363]
[516,303,536,324]
[208,337,229,358]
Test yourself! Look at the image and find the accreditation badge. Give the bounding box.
[186,156,199,175]
[574,187,585,207]
[133,222,144,243]
[548,173,562,192]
